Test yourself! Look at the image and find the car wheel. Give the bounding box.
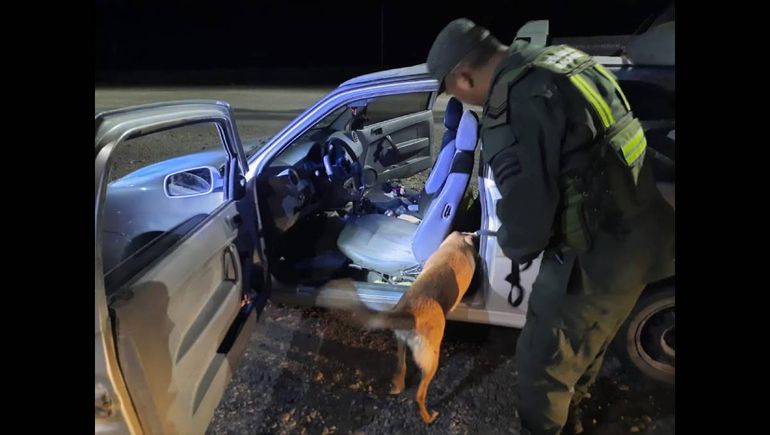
[614,285,675,384]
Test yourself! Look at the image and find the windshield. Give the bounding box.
[293,105,349,145]
[242,105,348,159]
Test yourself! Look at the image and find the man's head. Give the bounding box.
[427,18,508,106]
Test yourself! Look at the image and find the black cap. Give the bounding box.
[427,18,492,93]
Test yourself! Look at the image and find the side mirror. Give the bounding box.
[348,100,370,132]
[625,21,674,66]
[164,166,223,198]
[348,99,369,111]
[515,20,550,48]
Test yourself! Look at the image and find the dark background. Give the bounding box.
[95,0,673,85]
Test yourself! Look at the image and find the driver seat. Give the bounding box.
[336,109,479,276]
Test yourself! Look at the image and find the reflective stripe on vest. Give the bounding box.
[594,63,632,112]
[567,66,646,170]
[569,73,614,129]
[622,125,647,165]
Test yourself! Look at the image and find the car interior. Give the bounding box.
[256,95,483,289]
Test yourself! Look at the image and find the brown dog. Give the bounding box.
[339,231,478,424]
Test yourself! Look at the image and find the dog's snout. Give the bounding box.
[461,233,479,251]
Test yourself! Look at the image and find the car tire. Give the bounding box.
[614,284,675,385]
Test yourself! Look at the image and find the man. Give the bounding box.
[426,19,674,434]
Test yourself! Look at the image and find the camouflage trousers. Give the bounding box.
[515,250,645,434]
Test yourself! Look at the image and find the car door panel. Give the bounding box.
[95,101,265,435]
[359,110,434,183]
[110,201,248,433]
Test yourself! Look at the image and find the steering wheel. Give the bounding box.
[321,137,363,197]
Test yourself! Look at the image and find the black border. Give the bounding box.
[11,1,751,433]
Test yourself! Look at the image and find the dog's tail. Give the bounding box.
[359,311,415,330]
[320,278,415,331]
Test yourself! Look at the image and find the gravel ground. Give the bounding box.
[207,302,674,435]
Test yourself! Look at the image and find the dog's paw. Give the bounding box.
[389,383,404,395]
[422,410,439,424]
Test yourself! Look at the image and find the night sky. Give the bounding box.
[95,0,672,84]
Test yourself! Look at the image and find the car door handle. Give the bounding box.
[228,213,242,230]
[383,135,400,155]
[371,127,383,135]
[223,244,241,283]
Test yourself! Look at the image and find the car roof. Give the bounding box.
[338,64,433,88]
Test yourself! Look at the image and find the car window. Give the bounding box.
[101,122,228,290]
[361,92,431,126]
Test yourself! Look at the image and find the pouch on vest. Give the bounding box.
[605,114,646,185]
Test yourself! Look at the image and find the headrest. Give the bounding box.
[455,110,479,152]
[443,97,463,130]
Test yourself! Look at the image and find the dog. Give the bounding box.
[330,230,479,424]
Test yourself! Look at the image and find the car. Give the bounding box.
[95,19,674,435]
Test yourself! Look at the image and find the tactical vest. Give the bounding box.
[482,45,648,253]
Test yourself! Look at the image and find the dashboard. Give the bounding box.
[259,132,361,233]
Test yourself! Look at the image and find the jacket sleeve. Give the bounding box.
[486,80,567,263]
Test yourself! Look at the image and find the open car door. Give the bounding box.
[95,101,268,434]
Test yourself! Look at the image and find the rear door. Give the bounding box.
[352,91,435,184]
[95,101,268,434]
